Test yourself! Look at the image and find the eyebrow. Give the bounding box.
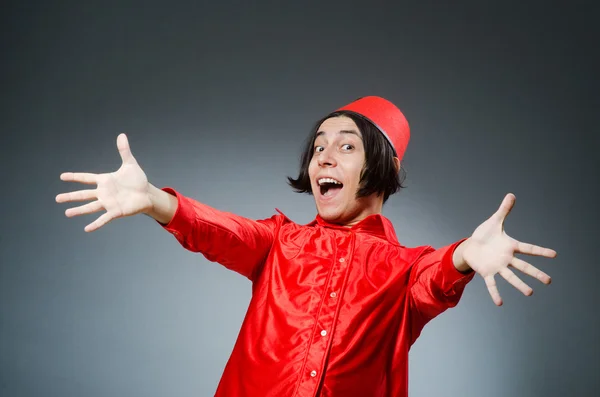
[315,129,361,138]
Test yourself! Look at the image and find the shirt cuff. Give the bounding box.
[440,238,476,293]
[158,187,195,243]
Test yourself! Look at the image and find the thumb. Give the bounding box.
[493,193,516,222]
[117,133,137,165]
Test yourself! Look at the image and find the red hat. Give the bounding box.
[336,96,410,161]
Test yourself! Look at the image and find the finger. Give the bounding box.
[117,133,137,165]
[60,172,98,185]
[56,189,97,203]
[511,257,552,285]
[484,275,503,306]
[85,212,114,232]
[499,267,533,296]
[492,193,516,222]
[65,201,104,217]
[514,239,557,258]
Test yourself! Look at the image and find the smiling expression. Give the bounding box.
[308,116,386,226]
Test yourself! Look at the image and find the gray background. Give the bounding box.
[1,1,598,396]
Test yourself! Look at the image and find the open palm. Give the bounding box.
[462,193,557,306]
[56,133,152,232]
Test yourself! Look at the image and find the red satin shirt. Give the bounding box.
[160,187,475,397]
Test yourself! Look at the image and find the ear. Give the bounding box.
[393,157,401,173]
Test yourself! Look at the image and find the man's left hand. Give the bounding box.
[453,193,557,306]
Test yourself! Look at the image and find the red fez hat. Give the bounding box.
[336,96,410,161]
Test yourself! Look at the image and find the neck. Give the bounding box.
[336,196,385,227]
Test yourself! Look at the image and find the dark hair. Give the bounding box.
[287,111,406,203]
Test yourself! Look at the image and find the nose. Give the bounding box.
[317,147,337,168]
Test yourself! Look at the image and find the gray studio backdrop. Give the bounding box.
[1,1,598,397]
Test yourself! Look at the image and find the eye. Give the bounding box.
[314,146,324,153]
[341,144,354,151]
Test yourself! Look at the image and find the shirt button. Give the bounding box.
[339,258,345,263]
[310,370,317,377]
[320,330,327,336]
[330,292,337,298]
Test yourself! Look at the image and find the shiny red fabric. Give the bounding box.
[160,187,475,397]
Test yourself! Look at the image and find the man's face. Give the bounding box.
[308,116,384,226]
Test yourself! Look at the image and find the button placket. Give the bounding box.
[296,232,353,396]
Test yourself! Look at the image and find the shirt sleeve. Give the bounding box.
[407,238,476,342]
[158,187,279,282]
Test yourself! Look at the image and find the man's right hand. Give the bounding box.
[56,133,164,232]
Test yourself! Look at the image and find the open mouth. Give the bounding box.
[318,177,344,198]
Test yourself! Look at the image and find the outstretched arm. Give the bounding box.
[406,241,475,343]
[157,186,278,280]
[57,133,177,230]
[407,193,557,342]
[57,133,278,281]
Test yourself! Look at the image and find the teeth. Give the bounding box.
[318,178,342,186]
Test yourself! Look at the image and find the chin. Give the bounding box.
[317,207,347,224]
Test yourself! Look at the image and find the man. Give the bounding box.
[56,96,556,396]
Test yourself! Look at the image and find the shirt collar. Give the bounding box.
[276,209,400,246]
